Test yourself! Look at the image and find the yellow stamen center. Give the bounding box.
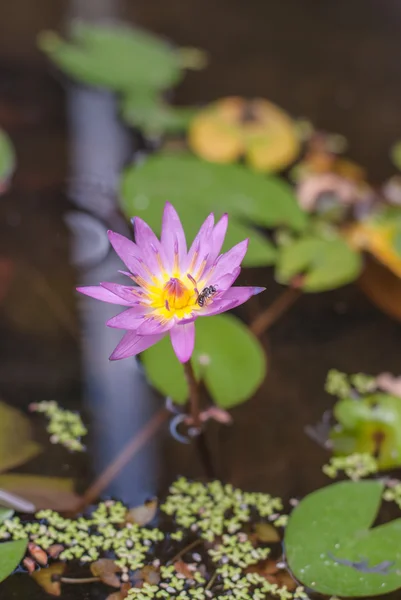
[162,277,192,310]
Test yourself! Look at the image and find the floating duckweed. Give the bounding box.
[325,370,376,399]
[0,478,307,599]
[0,499,163,572]
[273,514,289,528]
[30,401,87,452]
[349,373,376,395]
[127,583,159,599]
[161,477,283,541]
[383,481,401,508]
[322,453,378,480]
[209,533,270,568]
[325,369,352,398]
[211,570,308,600]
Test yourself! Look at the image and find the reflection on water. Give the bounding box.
[67,69,166,506]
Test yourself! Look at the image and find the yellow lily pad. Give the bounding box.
[188,96,300,172]
[346,215,401,278]
[32,562,66,596]
[0,401,41,473]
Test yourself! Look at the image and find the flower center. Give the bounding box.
[162,277,193,310]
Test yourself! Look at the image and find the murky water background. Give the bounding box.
[2,1,401,597]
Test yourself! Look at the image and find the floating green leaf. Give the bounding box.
[0,401,41,473]
[0,539,27,583]
[0,475,80,512]
[331,393,401,470]
[121,153,306,266]
[391,140,401,171]
[121,91,197,135]
[0,508,14,523]
[285,481,401,596]
[38,23,187,92]
[0,130,15,192]
[142,314,266,408]
[276,234,362,291]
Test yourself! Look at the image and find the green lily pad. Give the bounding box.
[331,393,401,470]
[38,23,186,92]
[121,91,198,135]
[0,130,15,192]
[275,234,362,291]
[142,314,266,408]
[0,401,41,473]
[285,480,401,597]
[0,538,27,583]
[120,153,306,266]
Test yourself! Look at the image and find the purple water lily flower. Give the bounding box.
[77,202,264,363]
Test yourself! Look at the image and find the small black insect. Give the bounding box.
[197,285,217,307]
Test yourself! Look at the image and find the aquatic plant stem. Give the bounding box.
[169,539,202,565]
[73,409,169,514]
[183,360,201,430]
[183,360,216,478]
[250,288,301,337]
[205,570,218,591]
[60,576,100,584]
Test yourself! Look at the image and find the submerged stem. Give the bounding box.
[183,360,216,477]
[169,538,202,565]
[250,288,301,337]
[183,360,201,430]
[72,409,169,514]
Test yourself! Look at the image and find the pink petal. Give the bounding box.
[170,322,195,363]
[213,267,241,291]
[207,213,228,266]
[107,306,150,329]
[136,316,175,335]
[77,285,133,306]
[133,217,167,277]
[184,213,214,273]
[161,202,187,273]
[110,331,166,360]
[108,231,153,282]
[206,239,248,283]
[107,231,140,271]
[100,282,144,304]
[200,286,265,316]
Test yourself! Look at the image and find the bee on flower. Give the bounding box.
[77,202,264,363]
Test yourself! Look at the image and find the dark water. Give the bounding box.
[2,1,401,598]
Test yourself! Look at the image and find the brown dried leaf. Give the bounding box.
[275,568,297,591]
[247,558,296,590]
[247,558,278,577]
[126,499,157,526]
[31,562,66,597]
[137,565,160,585]
[48,544,64,559]
[174,560,195,579]
[254,522,280,543]
[376,373,401,398]
[23,557,36,574]
[107,583,132,600]
[90,558,121,588]
[28,542,48,566]
[0,474,81,511]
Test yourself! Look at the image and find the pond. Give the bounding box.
[2,1,401,599]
